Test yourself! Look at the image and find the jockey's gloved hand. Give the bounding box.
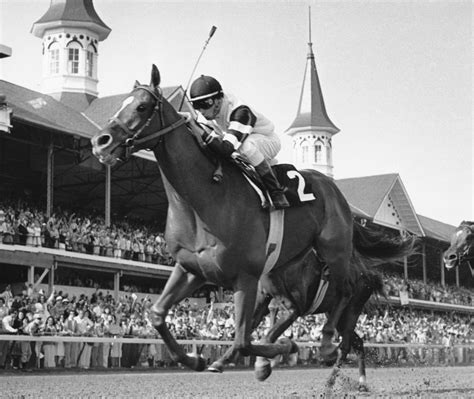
[202,130,235,158]
[208,139,235,158]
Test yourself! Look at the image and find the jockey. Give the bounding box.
[189,75,290,209]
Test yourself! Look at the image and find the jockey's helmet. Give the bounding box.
[189,75,223,110]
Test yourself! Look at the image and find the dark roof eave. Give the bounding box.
[12,115,96,139]
[285,113,340,135]
[31,20,111,40]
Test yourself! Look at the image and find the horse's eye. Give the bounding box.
[137,105,147,113]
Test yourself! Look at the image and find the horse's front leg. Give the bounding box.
[150,263,206,371]
[208,292,273,373]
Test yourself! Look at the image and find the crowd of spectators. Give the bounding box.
[384,273,472,306]
[0,282,472,371]
[0,199,473,370]
[0,200,174,266]
[0,199,472,306]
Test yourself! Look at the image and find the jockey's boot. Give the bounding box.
[255,160,290,209]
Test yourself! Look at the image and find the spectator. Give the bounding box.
[41,316,58,368]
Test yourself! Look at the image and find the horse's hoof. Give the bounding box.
[320,344,338,365]
[255,362,272,381]
[207,362,224,373]
[289,340,299,354]
[187,354,206,372]
[359,384,369,393]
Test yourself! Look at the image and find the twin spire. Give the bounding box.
[286,7,339,178]
[287,6,339,134]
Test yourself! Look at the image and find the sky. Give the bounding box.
[0,0,472,227]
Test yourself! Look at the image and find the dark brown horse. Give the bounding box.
[90,64,415,373]
[444,221,474,272]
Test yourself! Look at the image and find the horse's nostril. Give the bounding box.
[97,134,112,148]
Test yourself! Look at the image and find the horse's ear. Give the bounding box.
[150,64,161,88]
[133,80,140,89]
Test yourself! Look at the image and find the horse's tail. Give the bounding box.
[352,220,417,265]
[351,247,386,298]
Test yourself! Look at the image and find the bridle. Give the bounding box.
[109,85,186,160]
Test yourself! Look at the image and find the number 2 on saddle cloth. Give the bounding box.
[231,156,316,207]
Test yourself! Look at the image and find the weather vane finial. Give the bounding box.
[308,5,312,45]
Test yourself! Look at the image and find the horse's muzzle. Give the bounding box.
[91,131,122,166]
[444,252,458,269]
[91,133,113,151]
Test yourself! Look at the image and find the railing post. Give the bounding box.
[28,266,35,286]
[440,251,445,287]
[422,242,427,284]
[114,271,121,300]
[46,142,54,218]
[49,261,57,294]
[105,165,111,227]
[404,256,408,280]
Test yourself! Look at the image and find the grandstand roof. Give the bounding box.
[0,80,98,138]
[417,214,456,243]
[335,174,425,236]
[336,174,396,216]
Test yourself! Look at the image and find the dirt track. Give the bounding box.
[1,366,473,398]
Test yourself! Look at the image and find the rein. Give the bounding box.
[111,85,186,160]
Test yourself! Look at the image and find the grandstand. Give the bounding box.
[0,0,471,373]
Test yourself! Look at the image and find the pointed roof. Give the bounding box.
[336,174,425,236]
[336,174,397,216]
[286,24,339,135]
[31,0,111,40]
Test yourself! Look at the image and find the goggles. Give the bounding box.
[191,98,215,110]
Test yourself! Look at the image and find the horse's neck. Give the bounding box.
[155,101,224,213]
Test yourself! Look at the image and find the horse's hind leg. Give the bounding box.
[351,332,369,392]
[150,263,206,371]
[316,237,353,362]
[208,293,273,373]
[254,307,300,381]
[325,310,355,388]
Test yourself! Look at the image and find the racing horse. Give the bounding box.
[207,223,406,390]
[90,64,415,372]
[444,221,474,272]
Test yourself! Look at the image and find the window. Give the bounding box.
[301,140,310,164]
[67,44,80,74]
[48,43,60,75]
[314,143,323,163]
[86,45,96,77]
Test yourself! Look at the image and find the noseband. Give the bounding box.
[110,85,186,160]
